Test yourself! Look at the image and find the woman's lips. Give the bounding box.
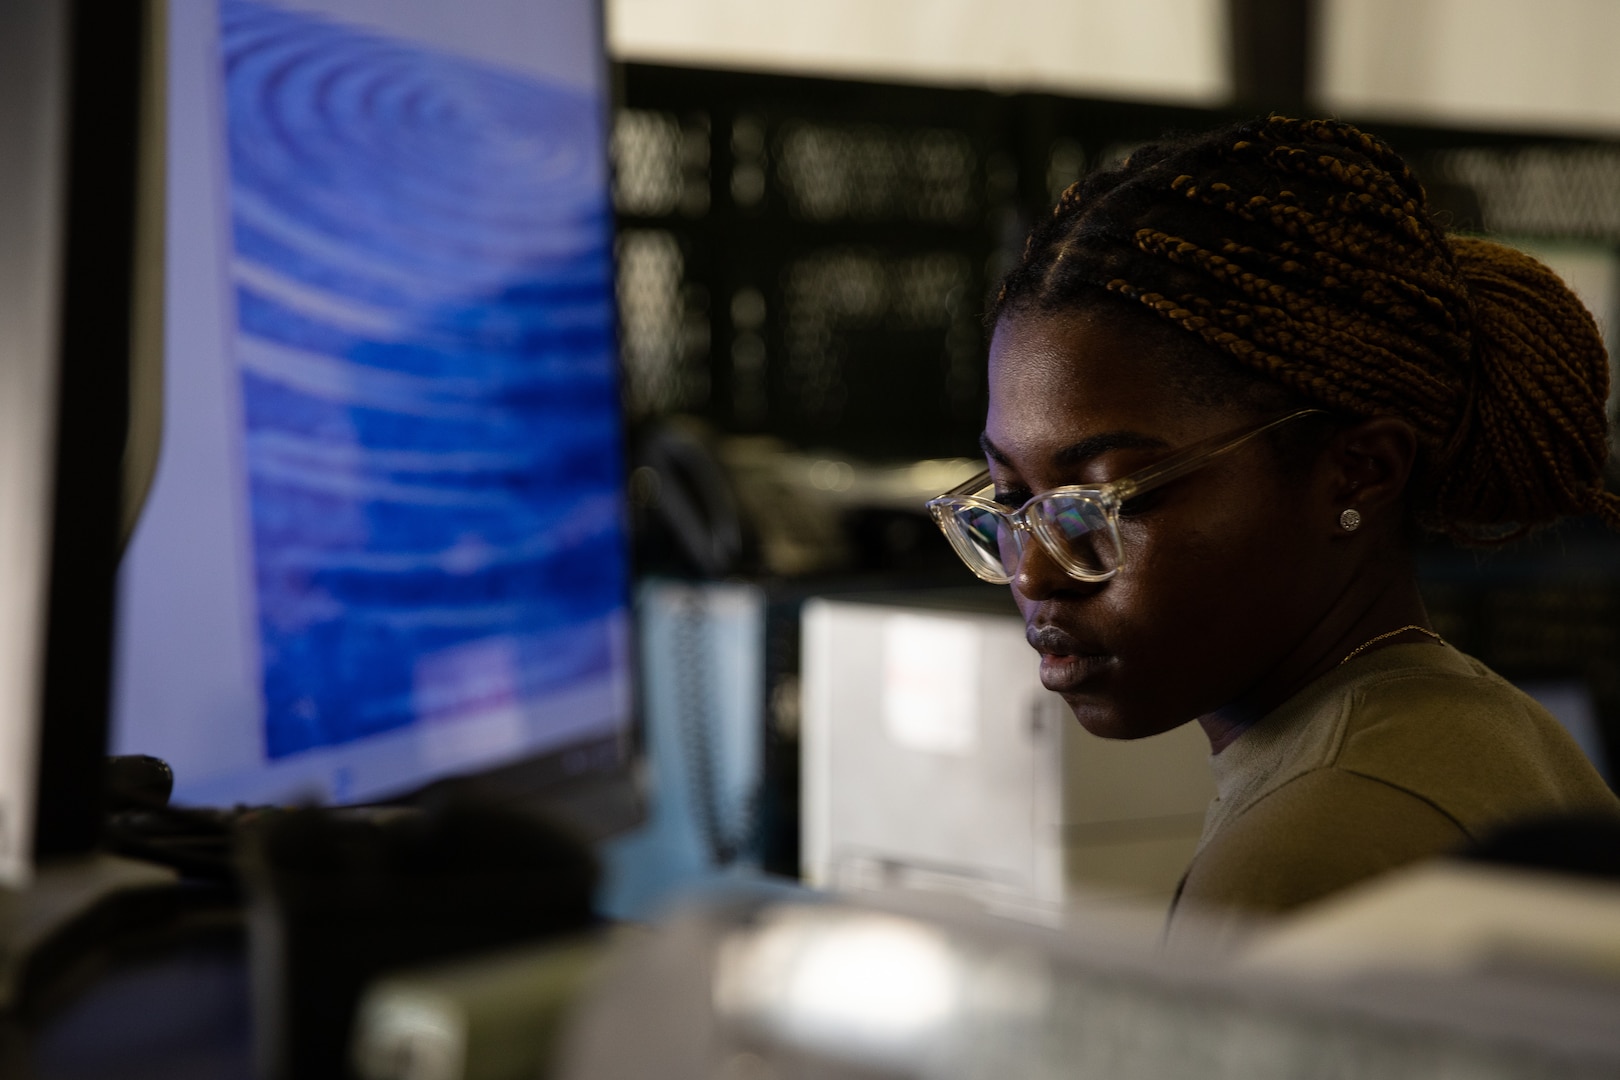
[1026,624,1111,693]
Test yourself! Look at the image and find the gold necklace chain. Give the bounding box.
[1339,624,1445,666]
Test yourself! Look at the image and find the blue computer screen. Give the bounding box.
[111,0,632,805]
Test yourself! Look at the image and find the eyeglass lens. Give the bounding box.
[949,505,1024,579]
[1032,494,1116,574]
[944,494,1118,581]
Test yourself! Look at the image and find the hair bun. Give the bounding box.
[1432,236,1620,540]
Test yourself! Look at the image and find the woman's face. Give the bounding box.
[985,308,1341,740]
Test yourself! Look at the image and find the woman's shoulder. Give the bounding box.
[1332,644,1618,831]
[1176,645,1620,938]
[1178,645,1620,930]
[1175,766,1469,936]
[1335,643,1558,757]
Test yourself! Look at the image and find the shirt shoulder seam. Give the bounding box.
[1231,763,1476,843]
[1324,664,1497,769]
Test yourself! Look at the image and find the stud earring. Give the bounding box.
[1339,508,1362,532]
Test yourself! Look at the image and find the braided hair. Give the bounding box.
[993,115,1619,544]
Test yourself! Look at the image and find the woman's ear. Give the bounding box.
[1320,417,1419,532]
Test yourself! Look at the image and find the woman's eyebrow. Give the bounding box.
[979,430,1169,469]
[979,432,1012,467]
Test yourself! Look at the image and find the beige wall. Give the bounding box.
[1317,0,1620,135]
[610,0,1620,135]
[606,0,1231,103]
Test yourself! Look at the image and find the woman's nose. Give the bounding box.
[1012,536,1101,602]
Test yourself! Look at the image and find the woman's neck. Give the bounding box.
[1198,566,1434,755]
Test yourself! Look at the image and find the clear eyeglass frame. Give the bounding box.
[926,409,1326,585]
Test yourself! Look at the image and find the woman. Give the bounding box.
[927,116,1620,934]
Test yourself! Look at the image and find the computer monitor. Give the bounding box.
[109,0,638,818]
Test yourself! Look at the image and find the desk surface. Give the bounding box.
[28,925,251,1080]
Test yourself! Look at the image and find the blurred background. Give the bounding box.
[596,0,1620,915]
[14,3,1620,1076]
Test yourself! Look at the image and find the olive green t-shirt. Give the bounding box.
[1170,642,1620,939]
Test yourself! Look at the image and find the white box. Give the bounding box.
[802,591,1215,907]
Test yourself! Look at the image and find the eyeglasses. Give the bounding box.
[926,409,1326,584]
